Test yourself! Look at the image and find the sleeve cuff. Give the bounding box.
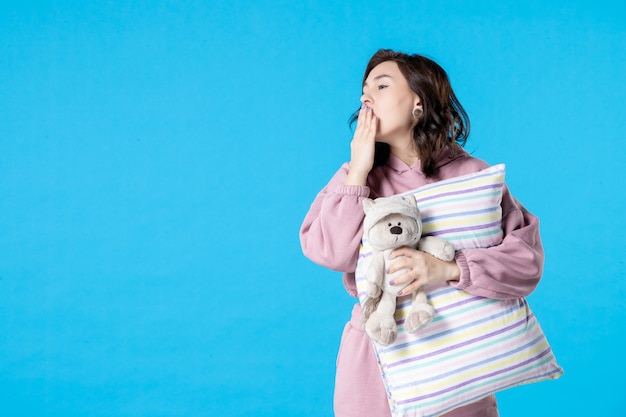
[451,250,471,290]
[334,184,370,197]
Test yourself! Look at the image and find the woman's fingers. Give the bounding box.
[356,106,376,138]
[361,106,376,137]
[347,105,377,184]
[388,248,460,295]
[398,280,422,297]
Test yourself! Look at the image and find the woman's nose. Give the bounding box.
[360,93,372,106]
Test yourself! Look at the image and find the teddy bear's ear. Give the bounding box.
[362,198,375,214]
[403,194,418,208]
[403,194,420,216]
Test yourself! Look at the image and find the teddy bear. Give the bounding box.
[361,194,455,346]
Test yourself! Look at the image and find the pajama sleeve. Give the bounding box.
[451,184,544,299]
[300,163,371,273]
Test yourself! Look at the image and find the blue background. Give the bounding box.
[1,1,624,416]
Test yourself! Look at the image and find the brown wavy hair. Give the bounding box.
[351,49,470,177]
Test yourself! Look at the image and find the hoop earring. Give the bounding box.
[412,107,423,119]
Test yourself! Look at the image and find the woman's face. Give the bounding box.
[361,61,421,144]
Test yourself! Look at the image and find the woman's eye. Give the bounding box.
[378,85,387,90]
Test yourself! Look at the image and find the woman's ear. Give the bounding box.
[412,105,424,119]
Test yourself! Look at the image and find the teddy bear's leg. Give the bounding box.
[365,291,398,346]
[405,289,436,333]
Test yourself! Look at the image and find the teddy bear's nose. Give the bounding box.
[390,226,403,235]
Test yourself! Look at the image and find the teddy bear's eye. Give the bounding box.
[388,223,392,226]
[397,222,401,226]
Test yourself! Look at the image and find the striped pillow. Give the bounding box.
[355,164,563,417]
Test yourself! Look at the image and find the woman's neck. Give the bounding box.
[389,141,420,168]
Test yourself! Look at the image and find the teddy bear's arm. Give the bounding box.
[366,252,385,296]
[417,236,455,262]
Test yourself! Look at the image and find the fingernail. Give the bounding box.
[389,280,395,286]
[366,106,371,112]
[397,290,402,296]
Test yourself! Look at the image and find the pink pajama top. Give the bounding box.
[300,147,544,300]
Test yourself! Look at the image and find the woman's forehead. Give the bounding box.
[364,61,400,85]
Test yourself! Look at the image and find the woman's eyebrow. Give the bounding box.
[363,74,393,87]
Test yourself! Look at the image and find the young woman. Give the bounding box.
[299,49,543,417]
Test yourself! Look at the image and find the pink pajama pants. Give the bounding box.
[334,304,499,417]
